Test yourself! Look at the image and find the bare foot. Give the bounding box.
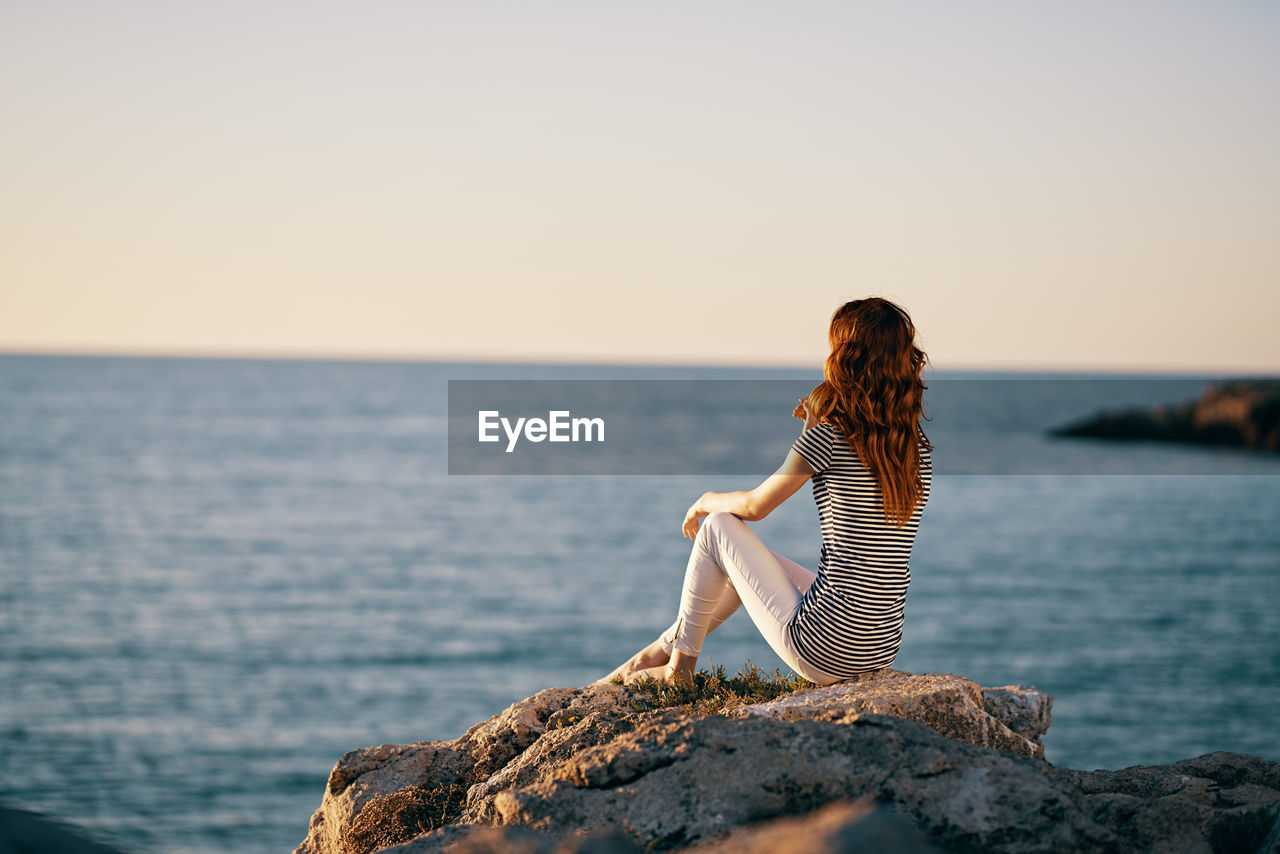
[664,650,697,687]
[624,651,697,687]
[624,664,671,685]
[596,638,671,685]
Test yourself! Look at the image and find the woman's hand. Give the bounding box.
[793,397,819,431]
[682,492,711,540]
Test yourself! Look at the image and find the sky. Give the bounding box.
[2,1,1277,372]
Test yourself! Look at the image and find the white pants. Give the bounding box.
[659,511,843,686]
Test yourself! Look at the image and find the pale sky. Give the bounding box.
[2,1,1277,372]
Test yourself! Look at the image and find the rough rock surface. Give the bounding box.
[679,798,939,854]
[1052,378,1280,452]
[730,669,1050,759]
[1045,752,1280,854]
[383,800,935,854]
[297,683,633,854]
[296,669,1280,854]
[491,711,1112,851]
[382,824,641,853]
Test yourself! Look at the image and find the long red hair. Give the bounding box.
[804,298,932,527]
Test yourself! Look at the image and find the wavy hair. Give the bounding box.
[804,297,932,527]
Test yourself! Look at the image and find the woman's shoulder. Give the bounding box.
[815,420,842,439]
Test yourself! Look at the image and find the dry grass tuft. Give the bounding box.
[619,661,813,716]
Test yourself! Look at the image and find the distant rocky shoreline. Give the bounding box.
[1052,379,1280,452]
[294,669,1280,853]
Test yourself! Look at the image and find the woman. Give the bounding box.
[601,297,933,687]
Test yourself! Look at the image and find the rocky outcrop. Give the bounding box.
[1045,753,1280,853]
[729,670,1050,759]
[680,798,937,854]
[296,669,1280,854]
[299,683,635,854]
[380,800,935,853]
[1052,378,1280,452]
[489,711,1109,851]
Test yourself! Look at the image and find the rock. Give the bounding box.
[296,683,633,854]
[982,684,1053,745]
[1045,752,1280,853]
[678,798,939,854]
[381,824,642,853]
[298,669,1049,854]
[296,669,1280,854]
[389,800,936,854]
[730,669,1050,758]
[467,710,640,824]
[491,711,1113,852]
[1052,378,1280,452]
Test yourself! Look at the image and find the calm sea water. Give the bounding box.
[1,354,1277,853]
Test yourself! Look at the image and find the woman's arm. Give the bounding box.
[681,449,815,539]
[681,397,821,539]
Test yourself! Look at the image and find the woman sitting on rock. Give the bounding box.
[601,297,933,687]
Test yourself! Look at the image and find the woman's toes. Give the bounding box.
[624,664,669,685]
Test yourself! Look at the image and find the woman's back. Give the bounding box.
[787,421,932,676]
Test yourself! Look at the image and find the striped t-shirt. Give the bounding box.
[786,421,932,677]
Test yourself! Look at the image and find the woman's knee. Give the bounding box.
[696,511,738,549]
[702,511,740,533]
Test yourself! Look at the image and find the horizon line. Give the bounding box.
[0,344,1275,378]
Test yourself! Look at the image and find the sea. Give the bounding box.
[1,353,1277,853]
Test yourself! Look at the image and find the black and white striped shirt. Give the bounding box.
[787,421,932,677]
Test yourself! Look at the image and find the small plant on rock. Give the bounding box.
[620,661,813,716]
